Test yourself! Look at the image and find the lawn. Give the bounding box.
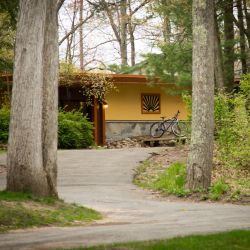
[66,230,250,250]
[0,191,102,232]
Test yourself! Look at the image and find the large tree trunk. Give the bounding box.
[186,0,215,190]
[223,0,235,91]
[7,0,58,197]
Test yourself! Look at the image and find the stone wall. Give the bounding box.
[106,121,156,141]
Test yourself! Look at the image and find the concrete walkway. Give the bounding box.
[0,148,249,250]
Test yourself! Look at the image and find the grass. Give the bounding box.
[65,230,250,250]
[0,191,102,232]
[134,161,189,197]
[134,160,250,202]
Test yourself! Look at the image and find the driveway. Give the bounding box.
[0,148,249,250]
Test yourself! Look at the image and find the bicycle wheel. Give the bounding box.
[172,122,187,137]
[150,122,165,138]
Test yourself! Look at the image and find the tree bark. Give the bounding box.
[128,0,135,66]
[120,0,128,66]
[79,0,84,70]
[223,0,235,91]
[214,12,225,90]
[42,0,59,197]
[186,0,215,190]
[243,0,250,46]
[7,0,58,197]
[237,0,248,74]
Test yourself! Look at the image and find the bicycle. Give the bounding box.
[150,110,187,138]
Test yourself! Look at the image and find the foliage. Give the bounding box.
[60,62,116,106]
[58,109,94,149]
[0,191,102,232]
[0,0,18,27]
[0,0,18,72]
[0,107,94,149]
[0,106,10,144]
[107,64,133,74]
[145,42,192,86]
[183,75,250,169]
[0,12,15,72]
[144,0,192,87]
[215,77,250,169]
[69,230,250,250]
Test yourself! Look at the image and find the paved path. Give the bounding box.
[0,148,250,250]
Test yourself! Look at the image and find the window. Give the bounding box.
[141,93,160,114]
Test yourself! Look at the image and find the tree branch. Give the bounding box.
[59,11,95,45]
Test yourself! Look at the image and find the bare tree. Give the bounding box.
[7,0,63,197]
[186,0,215,190]
[79,0,85,70]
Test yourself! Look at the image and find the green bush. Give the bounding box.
[183,74,250,169]
[0,106,10,144]
[215,76,250,169]
[0,107,94,149]
[58,109,94,149]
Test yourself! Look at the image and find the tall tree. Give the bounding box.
[7,0,62,197]
[236,0,248,74]
[214,8,225,90]
[186,0,215,190]
[79,0,85,70]
[223,0,235,90]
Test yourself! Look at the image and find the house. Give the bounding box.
[105,74,189,141]
[0,73,189,145]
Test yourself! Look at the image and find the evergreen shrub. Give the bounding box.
[58,109,94,149]
[0,107,94,149]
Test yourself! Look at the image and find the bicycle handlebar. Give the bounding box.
[174,110,180,118]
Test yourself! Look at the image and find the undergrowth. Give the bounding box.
[134,160,250,202]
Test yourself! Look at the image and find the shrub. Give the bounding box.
[58,109,94,149]
[0,107,94,149]
[183,74,250,169]
[0,106,10,144]
[215,77,250,169]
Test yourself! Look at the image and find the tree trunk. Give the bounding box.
[79,0,84,70]
[243,0,250,47]
[7,0,58,197]
[128,1,135,66]
[223,0,235,91]
[120,0,128,66]
[214,12,225,90]
[42,0,59,197]
[186,0,215,190]
[237,0,248,74]
[128,20,135,66]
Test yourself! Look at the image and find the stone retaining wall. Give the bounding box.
[106,121,156,141]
